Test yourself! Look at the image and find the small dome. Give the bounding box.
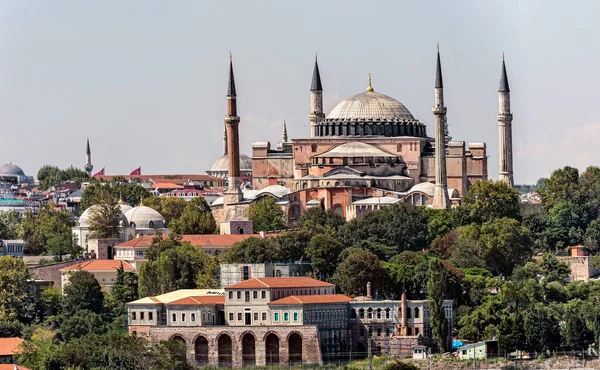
[257,185,292,198]
[119,203,133,214]
[210,154,252,172]
[408,182,436,197]
[78,205,128,228]
[326,91,414,121]
[0,163,25,176]
[124,206,166,229]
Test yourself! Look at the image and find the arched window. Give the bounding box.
[311,144,318,152]
[414,307,420,319]
[367,308,373,319]
[396,143,402,152]
[407,307,412,319]
[148,221,154,229]
[376,308,382,319]
[359,308,365,319]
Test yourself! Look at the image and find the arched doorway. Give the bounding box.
[169,335,187,363]
[194,336,209,366]
[265,333,280,366]
[288,332,302,365]
[218,334,232,367]
[241,333,256,367]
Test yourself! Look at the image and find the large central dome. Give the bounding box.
[326,91,415,121]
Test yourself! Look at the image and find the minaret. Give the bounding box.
[282,120,288,143]
[223,53,243,204]
[309,54,324,137]
[222,122,228,155]
[84,138,93,176]
[432,45,451,210]
[498,54,514,187]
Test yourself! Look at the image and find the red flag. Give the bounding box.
[129,167,141,176]
[92,168,105,177]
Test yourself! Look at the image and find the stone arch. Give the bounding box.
[194,335,209,366]
[332,203,343,216]
[288,332,303,365]
[265,332,280,366]
[241,332,256,367]
[217,333,233,367]
[414,307,420,318]
[168,335,187,363]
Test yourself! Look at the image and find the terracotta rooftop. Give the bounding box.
[60,260,135,272]
[269,294,352,305]
[0,365,31,370]
[226,277,335,289]
[167,295,225,305]
[0,337,24,356]
[116,234,270,248]
[151,182,185,189]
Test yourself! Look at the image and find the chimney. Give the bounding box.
[366,281,372,299]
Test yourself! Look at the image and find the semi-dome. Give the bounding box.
[210,154,252,172]
[0,163,25,176]
[326,91,415,121]
[124,206,166,229]
[78,205,128,228]
[315,142,398,158]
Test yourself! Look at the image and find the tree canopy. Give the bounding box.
[248,196,287,232]
[169,197,216,234]
[37,165,89,191]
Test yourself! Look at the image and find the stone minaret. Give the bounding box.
[432,46,451,210]
[84,138,93,176]
[223,53,243,204]
[309,54,324,137]
[498,55,514,187]
[282,120,288,143]
[222,122,228,155]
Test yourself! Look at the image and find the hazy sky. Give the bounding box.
[1,1,599,184]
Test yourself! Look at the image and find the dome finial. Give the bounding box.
[8,158,11,164]
[118,192,123,205]
[366,72,374,93]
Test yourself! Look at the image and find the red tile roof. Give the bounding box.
[151,183,185,189]
[0,337,24,356]
[116,234,271,248]
[269,294,353,305]
[167,295,225,305]
[60,260,135,272]
[226,277,335,289]
[0,365,31,370]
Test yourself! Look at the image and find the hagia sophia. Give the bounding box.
[209,48,514,231]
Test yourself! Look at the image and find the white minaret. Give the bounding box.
[498,54,514,187]
[84,138,93,176]
[309,54,324,137]
[222,122,228,155]
[432,45,451,210]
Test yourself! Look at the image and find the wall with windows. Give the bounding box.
[128,304,159,327]
[166,306,219,327]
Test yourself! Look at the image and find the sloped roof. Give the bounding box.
[116,234,269,248]
[0,337,24,356]
[269,294,352,305]
[128,289,225,305]
[60,260,134,272]
[315,142,397,158]
[226,277,334,289]
[167,295,225,305]
[151,183,184,189]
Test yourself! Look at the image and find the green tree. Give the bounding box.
[248,197,287,232]
[88,187,121,239]
[382,361,420,370]
[40,286,62,318]
[306,234,345,280]
[160,197,188,225]
[340,203,428,253]
[297,207,346,231]
[112,264,139,306]
[80,183,151,212]
[62,270,104,316]
[169,197,216,234]
[0,256,30,321]
[46,234,76,261]
[523,303,560,352]
[139,242,217,297]
[0,211,20,240]
[17,205,72,255]
[562,302,592,350]
[538,166,582,210]
[425,208,454,244]
[60,309,105,341]
[462,180,521,223]
[427,258,449,352]
[332,250,389,297]
[0,320,24,338]
[37,165,90,191]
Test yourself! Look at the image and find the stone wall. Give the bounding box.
[145,325,322,368]
[29,260,83,287]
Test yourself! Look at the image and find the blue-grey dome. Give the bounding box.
[0,163,25,176]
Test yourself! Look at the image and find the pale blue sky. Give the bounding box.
[1,1,598,184]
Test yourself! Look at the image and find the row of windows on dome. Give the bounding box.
[315,121,427,137]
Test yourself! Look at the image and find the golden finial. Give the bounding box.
[8,158,11,164]
[118,192,123,205]
[140,195,144,206]
[229,51,232,62]
[502,52,505,61]
[366,72,374,93]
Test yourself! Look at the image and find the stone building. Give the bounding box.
[59,259,135,293]
[127,277,453,367]
[251,51,493,219]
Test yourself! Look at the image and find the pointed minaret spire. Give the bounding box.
[432,45,451,210]
[84,138,93,176]
[311,54,322,92]
[282,120,288,143]
[309,54,325,137]
[227,52,236,97]
[499,53,510,92]
[498,53,514,187]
